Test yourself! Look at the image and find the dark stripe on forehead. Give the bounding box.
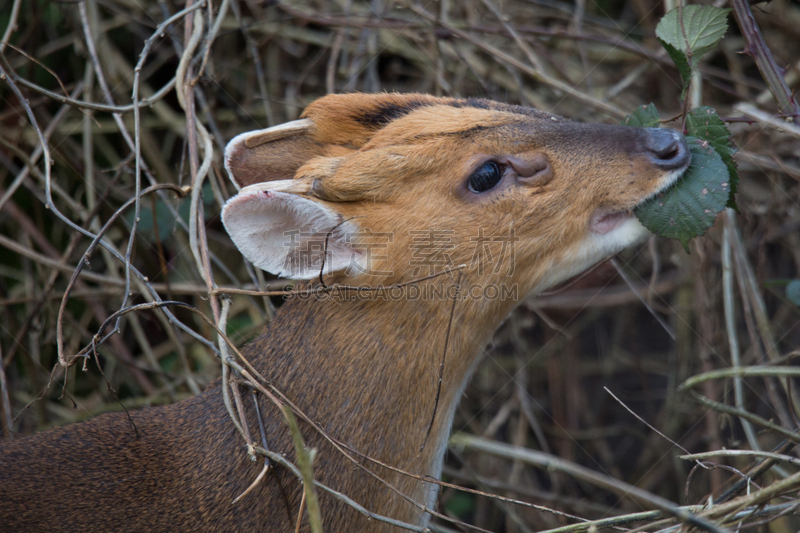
[352,96,562,130]
[354,99,431,127]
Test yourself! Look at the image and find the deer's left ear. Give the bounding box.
[225,119,330,190]
[221,184,363,279]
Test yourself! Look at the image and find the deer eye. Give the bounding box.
[468,161,503,193]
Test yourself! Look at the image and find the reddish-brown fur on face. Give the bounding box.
[283,94,681,298]
[0,93,688,533]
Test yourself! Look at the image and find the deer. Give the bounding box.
[0,93,690,532]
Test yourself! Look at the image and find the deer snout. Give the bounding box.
[643,128,689,170]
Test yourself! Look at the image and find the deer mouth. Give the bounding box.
[589,166,689,235]
[589,208,635,235]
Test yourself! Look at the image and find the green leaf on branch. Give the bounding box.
[787,280,800,307]
[623,103,661,128]
[686,106,739,208]
[635,136,730,251]
[659,39,692,100]
[656,5,731,62]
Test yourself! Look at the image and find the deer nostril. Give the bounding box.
[644,128,690,170]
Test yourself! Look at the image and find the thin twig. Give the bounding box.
[407,3,625,118]
[722,211,760,452]
[449,433,730,533]
[420,273,461,452]
[729,0,800,118]
[0,0,21,54]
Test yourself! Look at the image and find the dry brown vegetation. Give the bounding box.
[1,0,800,531]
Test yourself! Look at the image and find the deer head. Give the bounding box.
[222,93,688,306]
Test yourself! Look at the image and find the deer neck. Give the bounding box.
[245,279,516,476]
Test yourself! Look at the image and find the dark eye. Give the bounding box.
[468,161,503,193]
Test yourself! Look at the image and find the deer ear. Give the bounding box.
[225,94,447,189]
[225,119,329,190]
[221,183,364,279]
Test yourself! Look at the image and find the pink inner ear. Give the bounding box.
[221,186,364,279]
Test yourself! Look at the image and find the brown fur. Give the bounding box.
[0,93,686,532]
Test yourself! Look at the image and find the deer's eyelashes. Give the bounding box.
[468,161,505,193]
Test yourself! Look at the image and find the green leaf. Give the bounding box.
[128,200,172,242]
[656,5,731,62]
[787,280,800,307]
[126,182,213,243]
[445,492,476,518]
[127,197,191,243]
[686,106,739,208]
[659,39,692,100]
[623,103,661,128]
[635,136,730,250]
